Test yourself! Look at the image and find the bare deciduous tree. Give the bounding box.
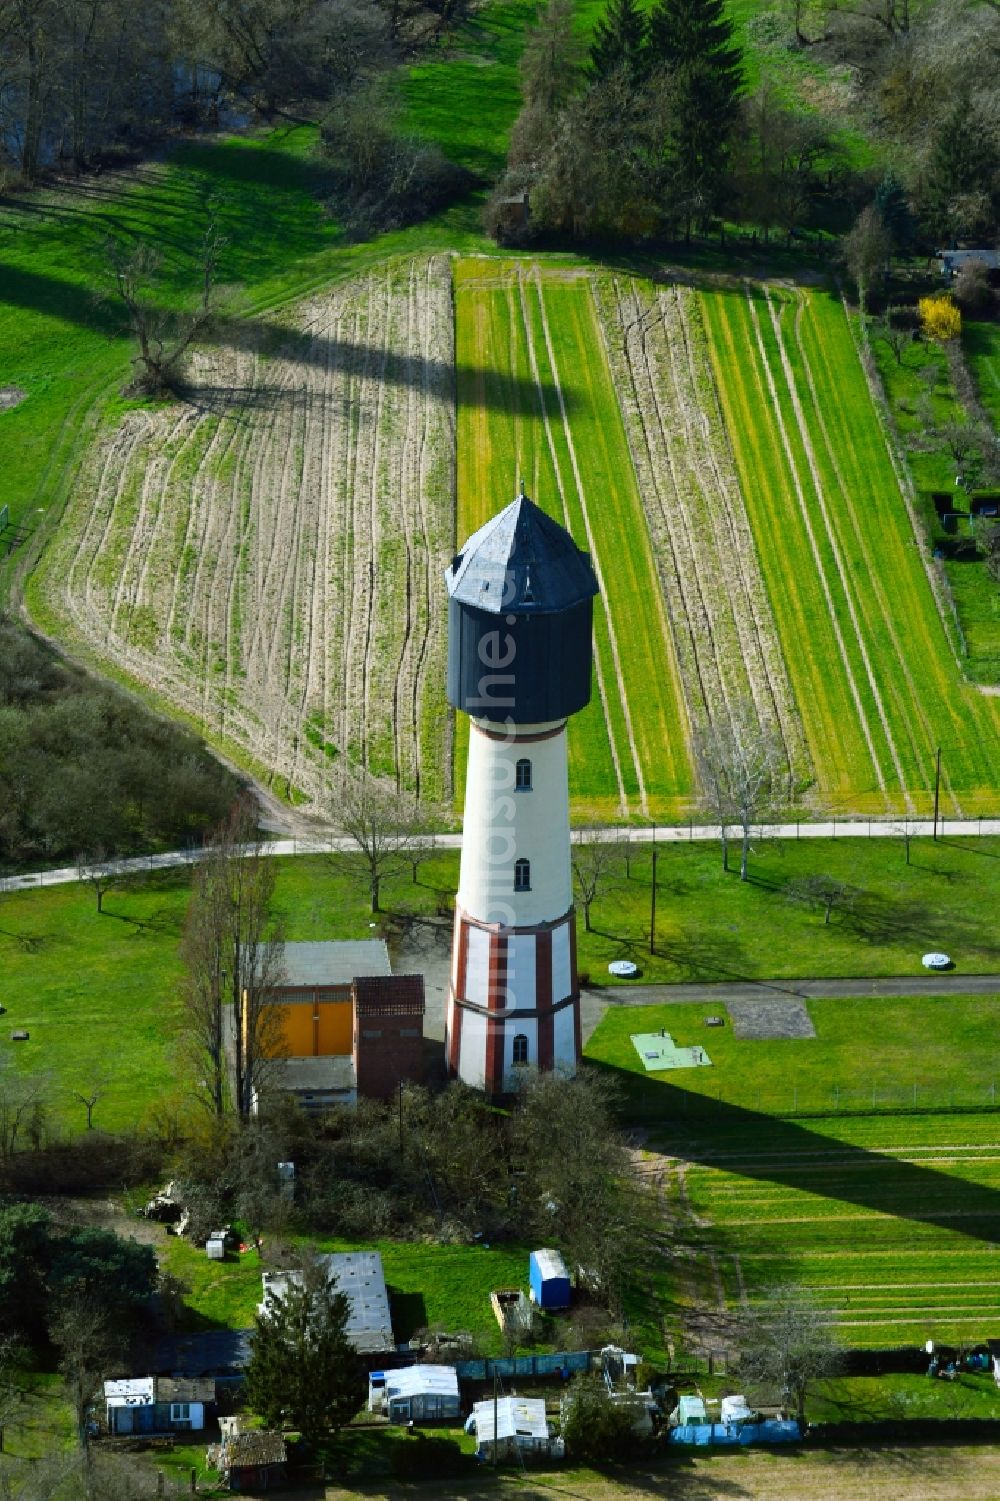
[104,220,226,396]
[737,1284,840,1426]
[0,1070,49,1158]
[75,849,125,915]
[786,873,860,926]
[873,308,912,366]
[327,772,423,913]
[183,799,286,1120]
[69,1072,108,1131]
[571,829,621,933]
[693,705,786,881]
[841,202,890,310]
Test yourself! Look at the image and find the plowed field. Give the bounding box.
[34,257,455,807]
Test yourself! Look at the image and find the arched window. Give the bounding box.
[515,757,532,792]
[512,1033,529,1066]
[514,858,531,891]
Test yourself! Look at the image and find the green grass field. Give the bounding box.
[588,999,1000,1349]
[455,258,693,820]
[3,836,1000,1133]
[702,282,1000,814]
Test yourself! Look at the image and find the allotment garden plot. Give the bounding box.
[34,256,455,807]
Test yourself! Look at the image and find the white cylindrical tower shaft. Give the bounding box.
[457,718,571,928]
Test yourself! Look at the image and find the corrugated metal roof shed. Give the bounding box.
[473,1395,549,1443]
[446,494,598,616]
[260,1251,394,1353]
[155,1376,215,1404]
[531,1248,568,1282]
[270,1056,357,1092]
[270,940,391,987]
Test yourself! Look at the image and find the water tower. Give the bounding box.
[444,488,599,1095]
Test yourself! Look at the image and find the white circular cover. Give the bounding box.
[921,952,952,969]
[608,960,638,978]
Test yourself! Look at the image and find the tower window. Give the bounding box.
[514,858,531,892]
[512,1033,529,1066]
[515,758,532,791]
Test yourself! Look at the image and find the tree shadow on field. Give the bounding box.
[0,260,576,417]
[590,1059,1000,1251]
[845,892,1000,962]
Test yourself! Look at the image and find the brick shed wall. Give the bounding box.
[352,976,425,1102]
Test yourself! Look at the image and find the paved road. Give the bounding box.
[3,817,999,892]
[597,974,1000,1005]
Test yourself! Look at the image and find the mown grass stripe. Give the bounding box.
[763,287,911,802]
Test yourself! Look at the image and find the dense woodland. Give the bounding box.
[491,0,1000,248]
[2,0,998,251]
[0,618,237,869]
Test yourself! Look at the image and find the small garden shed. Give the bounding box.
[219,1430,287,1493]
[529,1248,571,1310]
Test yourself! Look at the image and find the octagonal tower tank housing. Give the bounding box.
[446,490,599,724]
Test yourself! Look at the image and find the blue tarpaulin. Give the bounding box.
[669,1420,802,1448]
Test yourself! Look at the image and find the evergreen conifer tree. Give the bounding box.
[589,0,648,82]
[245,1263,365,1451]
[648,0,743,239]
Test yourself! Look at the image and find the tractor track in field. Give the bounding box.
[37,256,454,809]
[764,287,911,806]
[531,268,648,813]
[744,287,889,797]
[515,270,630,816]
[786,291,963,816]
[599,275,807,783]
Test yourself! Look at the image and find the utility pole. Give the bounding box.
[932,746,942,841]
[649,827,657,955]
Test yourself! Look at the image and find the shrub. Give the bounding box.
[919,294,962,342]
[560,1373,643,1461]
[953,259,996,317]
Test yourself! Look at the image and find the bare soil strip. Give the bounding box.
[37,257,455,808]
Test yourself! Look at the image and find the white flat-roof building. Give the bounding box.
[368,1364,460,1423]
[470,1395,563,1461]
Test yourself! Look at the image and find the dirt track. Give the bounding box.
[320,1444,1000,1501]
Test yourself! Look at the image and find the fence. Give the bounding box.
[454,1349,593,1382]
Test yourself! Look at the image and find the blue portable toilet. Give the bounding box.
[529,1248,571,1310]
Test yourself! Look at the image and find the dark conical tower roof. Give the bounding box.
[446,489,598,616]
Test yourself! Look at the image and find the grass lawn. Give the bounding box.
[586,996,1000,1116]
[587,992,1000,1348]
[3,835,1000,1132]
